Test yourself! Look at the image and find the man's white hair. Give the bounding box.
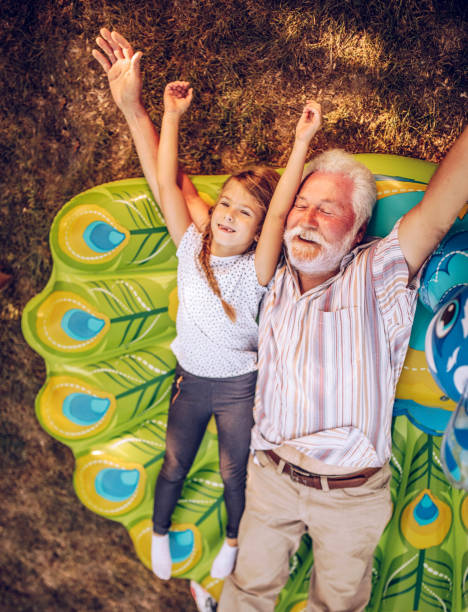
[302,149,377,230]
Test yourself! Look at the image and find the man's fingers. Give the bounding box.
[92,49,112,73]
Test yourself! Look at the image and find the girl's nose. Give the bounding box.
[225,212,233,222]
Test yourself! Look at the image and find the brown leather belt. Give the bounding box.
[264,450,380,490]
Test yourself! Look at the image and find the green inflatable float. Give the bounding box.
[22,154,468,611]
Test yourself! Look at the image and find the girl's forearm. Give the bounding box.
[155,110,192,247]
[123,104,161,201]
[268,137,310,220]
[254,136,313,286]
[158,112,181,190]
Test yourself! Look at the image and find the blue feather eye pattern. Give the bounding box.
[62,393,111,426]
[61,308,106,341]
[57,205,130,266]
[94,467,141,503]
[82,220,127,253]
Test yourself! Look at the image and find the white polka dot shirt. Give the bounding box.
[171,224,268,378]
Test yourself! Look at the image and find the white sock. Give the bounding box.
[210,540,238,579]
[151,533,172,580]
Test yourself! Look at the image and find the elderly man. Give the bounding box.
[219,127,468,612]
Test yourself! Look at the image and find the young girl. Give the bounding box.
[93,29,322,580]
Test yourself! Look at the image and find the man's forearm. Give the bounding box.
[422,125,468,233]
[399,125,468,278]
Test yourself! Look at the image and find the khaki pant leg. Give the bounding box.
[219,455,305,612]
[305,464,393,612]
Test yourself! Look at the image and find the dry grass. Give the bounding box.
[1,0,466,609]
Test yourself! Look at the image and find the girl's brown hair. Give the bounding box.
[198,166,280,322]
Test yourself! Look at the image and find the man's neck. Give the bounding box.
[297,268,338,294]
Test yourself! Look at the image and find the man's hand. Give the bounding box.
[163,81,193,116]
[295,100,322,143]
[92,28,143,114]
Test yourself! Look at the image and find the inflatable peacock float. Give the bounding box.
[22,154,468,611]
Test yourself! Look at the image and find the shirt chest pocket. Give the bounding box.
[310,307,362,392]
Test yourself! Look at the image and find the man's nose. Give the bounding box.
[302,206,319,227]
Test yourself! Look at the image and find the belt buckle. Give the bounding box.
[289,465,315,487]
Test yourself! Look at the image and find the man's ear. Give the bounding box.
[353,221,368,247]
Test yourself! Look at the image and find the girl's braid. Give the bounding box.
[198,211,236,322]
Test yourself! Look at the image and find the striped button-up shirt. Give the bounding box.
[251,220,420,469]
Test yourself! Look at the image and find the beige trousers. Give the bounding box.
[219,453,392,612]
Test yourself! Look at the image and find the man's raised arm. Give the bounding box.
[399,126,468,280]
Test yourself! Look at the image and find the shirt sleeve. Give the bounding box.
[370,218,421,323]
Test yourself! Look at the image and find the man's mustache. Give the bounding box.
[284,226,330,247]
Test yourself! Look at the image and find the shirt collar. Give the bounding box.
[285,235,379,299]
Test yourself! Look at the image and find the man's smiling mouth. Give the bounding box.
[297,232,319,244]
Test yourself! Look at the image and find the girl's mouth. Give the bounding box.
[218,224,235,233]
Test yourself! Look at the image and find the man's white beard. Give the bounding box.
[284,226,356,276]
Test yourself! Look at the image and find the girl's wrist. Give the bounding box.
[293,135,313,148]
[163,109,184,122]
[121,100,147,121]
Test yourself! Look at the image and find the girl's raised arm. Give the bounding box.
[157,83,196,247]
[92,29,209,231]
[255,101,322,285]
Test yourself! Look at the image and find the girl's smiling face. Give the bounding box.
[210,179,265,257]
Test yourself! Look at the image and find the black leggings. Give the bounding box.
[152,364,256,539]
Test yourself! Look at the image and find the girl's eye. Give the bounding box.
[241,210,252,216]
[219,201,229,208]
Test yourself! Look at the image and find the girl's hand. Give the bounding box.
[164,81,193,116]
[295,100,322,143]
[92,28,143,114]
